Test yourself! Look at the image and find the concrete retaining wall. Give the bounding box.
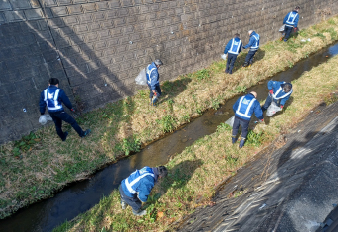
[0,0,337,144]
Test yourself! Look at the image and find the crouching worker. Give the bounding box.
[261,81,293,112]
[147,59,163,106]
[39,78,90,141]
[119,166,168,216]
[232,91,264,148]
[224,33,242,74]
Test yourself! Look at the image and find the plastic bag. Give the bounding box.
[39,115,52,125]
[135,68,147,86]
[279,24,285,32]
[266,102,282,117]
[221,54,227,60]
[225,116,235,127]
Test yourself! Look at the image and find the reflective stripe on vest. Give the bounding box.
[272,87,293,100]
[251,34,259,49]
[44,89,62,111]
[146,65,156,85]
[228,39,242,55]
[125,172,155,194]
[236,96,256,118]
[286,12,298,25]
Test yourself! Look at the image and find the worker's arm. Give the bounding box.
[39,91,46,115]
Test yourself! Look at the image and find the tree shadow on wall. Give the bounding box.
[21,5,145,155]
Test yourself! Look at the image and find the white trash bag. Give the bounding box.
[135,68,147,86]
[279,24,286,32]
[39,115,53,125]
[221,54,227,60]
[266,102,282,117]
[225,116,235,127]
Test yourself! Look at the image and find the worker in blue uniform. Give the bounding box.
[146,59,163,106]
[232,91,264,148]
[283,6,300,42]
[119,166,168,216]
[39,78,90,141]
[261,81,293,112]
[224,33,242,74]
[242,30,260,67]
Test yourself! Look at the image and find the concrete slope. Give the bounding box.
[178,101,338,232]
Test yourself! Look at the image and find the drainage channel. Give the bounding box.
[1,43,338,232]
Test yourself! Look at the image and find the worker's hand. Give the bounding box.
[71,108,75,113]
[152,90,157,96]
[260,118,264,122]
[269,90,273,94]
[242,46,246,49]
[294,27,297,32]
[280,105,284,109]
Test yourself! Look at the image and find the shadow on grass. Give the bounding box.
[231,48,266,74]
[155,159,203,199]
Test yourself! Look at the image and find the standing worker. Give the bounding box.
[232,91,264,148]
[224,33,242,74]
[39,78,91,141]
[242,30,260,67]
[261,81,293,112]
[146,59,163,106]
[119,166,168,216]
[283,6,300,42]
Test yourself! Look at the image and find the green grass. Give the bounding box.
[1,16,338,220]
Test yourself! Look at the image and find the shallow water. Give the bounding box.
[1,43,338,232]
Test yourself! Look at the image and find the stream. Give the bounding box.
[1,43,338,232]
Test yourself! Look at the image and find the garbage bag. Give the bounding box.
[39,115,52,125]
[225,116,235,127]
[135,68,147,86]
[279,24,286,32]
[266,102,282,117]
[221,54,228,60]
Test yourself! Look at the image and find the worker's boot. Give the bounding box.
[242,62,249,67]
[239,138,246,148]
[132,209,147,216]
[151,96,158,107]
[121,199,126,210]
[232,136,238,144]
[62,131,68,141]
[81,129,91,138]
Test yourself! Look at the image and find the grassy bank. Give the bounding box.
[54,43,338,232]
[1,17,338,219]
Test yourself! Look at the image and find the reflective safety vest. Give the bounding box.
[251,34,260,49]
[286,12,298,25]
[236,96,256,119]
[272,87,293,100]
[228,38,242,55]
[44,88,63,111]
[125,167,155,194]
[146,65,156,85]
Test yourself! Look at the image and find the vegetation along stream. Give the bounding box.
[0,42,338,232]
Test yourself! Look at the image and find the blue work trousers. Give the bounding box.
[226,53,238,74]
[261,93,280,111]
[49,111,84,140]
[119,185,142,211]
[148,84,162,103]
[245,50,257,64]
[284,25,293,40]
[232,116,250,139]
